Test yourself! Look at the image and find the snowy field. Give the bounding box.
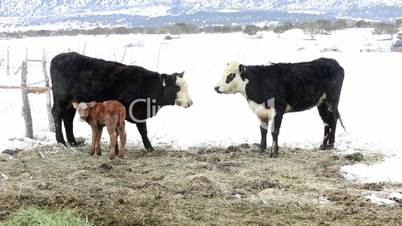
[0,28,401,185]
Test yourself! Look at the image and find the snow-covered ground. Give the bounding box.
[0,28,401,184]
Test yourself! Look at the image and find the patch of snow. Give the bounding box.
[287,10,324,15]
[0,133,55,152]
[217,9,240,13]
[388,192,402,201]
[0,172,9,181]
[316,196,331,205]
[0,19,99,32]
[75,5,171,17]
[364,193,396,206]
[341,157,402,183]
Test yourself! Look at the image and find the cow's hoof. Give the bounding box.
[269,151,278,158]
[59,141,67,147]
[71,141,86,147]
[89,152,95,156]
[146,147,155,152]
[69,141,78,147]
[109,155,115,160]
[118,149,126,158]
[319,144,334,150]
[259,148,266,153]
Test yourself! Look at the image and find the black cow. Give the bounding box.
[214,58,344,157]
[51,52,192,151]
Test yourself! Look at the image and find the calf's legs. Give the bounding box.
[107,125,118,160]
[95,126,103,155]
[89,122,125,160]
[90,126,97,155]
[114,141,119,155]
[118,126,126,159]
[90,125,103,155]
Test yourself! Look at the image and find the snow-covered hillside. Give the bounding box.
[0,0,401,27]
[0,28,401,185]
[1,0,401,17]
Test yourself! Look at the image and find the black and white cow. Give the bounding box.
[214,58,344,157]
[51,52,192,151]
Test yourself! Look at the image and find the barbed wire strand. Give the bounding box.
[27,80,45,86]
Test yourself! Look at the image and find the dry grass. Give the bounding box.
[0,143,401,226]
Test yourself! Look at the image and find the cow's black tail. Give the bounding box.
[337,110,347,133]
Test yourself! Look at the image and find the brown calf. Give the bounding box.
[73,100,127,160]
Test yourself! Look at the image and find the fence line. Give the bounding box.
[1,48,55,138]
[1,45,139,139]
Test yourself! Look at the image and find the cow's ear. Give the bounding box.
[177,71,184,78]
[88,101,96,108]
[161,74,167,86]
[239,64,246,73]
[72,102,79,109]
[239,64,247,81]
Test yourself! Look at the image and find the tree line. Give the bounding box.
[1,19,401,39]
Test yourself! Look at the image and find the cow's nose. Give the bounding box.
[188,100,193,107]
[214,86,222,93]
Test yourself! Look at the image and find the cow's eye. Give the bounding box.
[176,85,180,92]
[225,73,236,84]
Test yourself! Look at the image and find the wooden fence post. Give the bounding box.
[42,49,54,132]
[21,60,33,139]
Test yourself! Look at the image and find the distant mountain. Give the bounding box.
[0,0,401,29]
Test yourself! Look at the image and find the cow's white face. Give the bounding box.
[175,73,193,108]
[72,101,96,120]
[214,62,248,95]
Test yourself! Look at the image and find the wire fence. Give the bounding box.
[0,48,55,137]
[0,43,145,138]
[27,80,46,86]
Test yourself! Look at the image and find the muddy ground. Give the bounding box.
[0,142,401,225]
